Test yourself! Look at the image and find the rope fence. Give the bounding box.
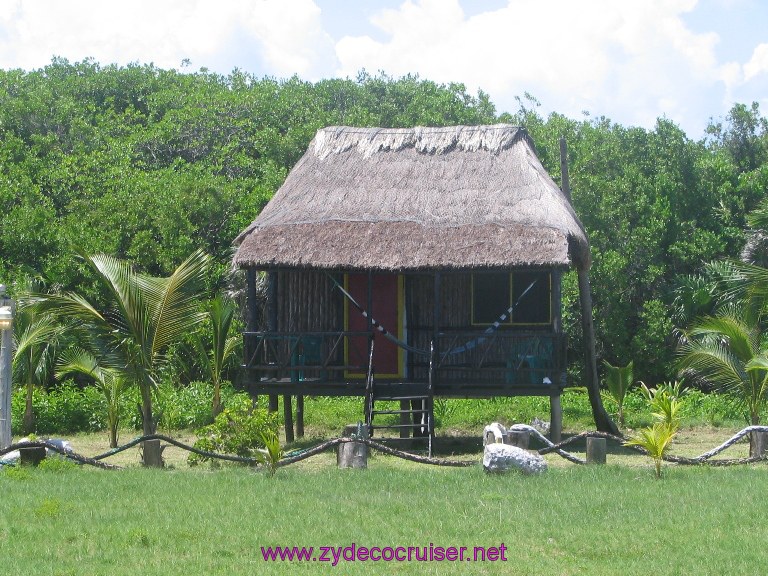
[1,426,767,471]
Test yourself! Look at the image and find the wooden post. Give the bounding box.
[267,270,279,414]
[338,424,368,468]
[283,396,294,444]
[142,439,163,467]
[296,395,304,439]
[507,430,530,449]
[550,394,562,443]
[586,436,607,464]
[751,431,768,458]
[399,399,410,440]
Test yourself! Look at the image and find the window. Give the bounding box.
[471,271,551,325]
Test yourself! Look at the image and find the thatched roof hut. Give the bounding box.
[233,124,590,272]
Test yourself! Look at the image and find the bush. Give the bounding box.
[11,383,105,435]
[154,380,228,430]
[11,380,241,436]
[188,394,279,465]
[122,380,239,432]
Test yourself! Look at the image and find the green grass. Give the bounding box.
[2,461,768,575]
[298,387,749,437]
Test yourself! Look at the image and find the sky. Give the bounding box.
[0,0,767,138]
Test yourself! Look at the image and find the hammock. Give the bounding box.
[326,273,537,358]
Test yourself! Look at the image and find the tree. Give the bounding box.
[56,347,129,448]
[12,301,62,434]
[41,250,211,450]
[602,360,634,426]
[190,294,240,417]
[677,305,768,427]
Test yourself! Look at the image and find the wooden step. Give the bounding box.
[371,409,426,415]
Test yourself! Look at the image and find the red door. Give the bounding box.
[345,273,403,378]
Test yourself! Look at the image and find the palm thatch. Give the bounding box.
[233,125,590,271]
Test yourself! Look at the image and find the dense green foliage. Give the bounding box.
[1,58,767,389]
[10,380,239,436]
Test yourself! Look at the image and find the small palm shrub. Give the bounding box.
[254,430,284,476]
[602,360,634,426]
[188,395,279,466]
[625,423,677,479]
[626,381,686,479]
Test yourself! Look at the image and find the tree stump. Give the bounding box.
[586,436,607,464]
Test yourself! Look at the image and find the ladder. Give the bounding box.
[364,340,434,456]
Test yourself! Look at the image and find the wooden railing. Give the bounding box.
[242,330,566,395]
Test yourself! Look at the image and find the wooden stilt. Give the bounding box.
[283,395,294,444]
[549,394,562,443]
[296,395,304,438]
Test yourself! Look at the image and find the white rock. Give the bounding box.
[530,417,550,435]
[483,443,547,475]
[482,422,507,446]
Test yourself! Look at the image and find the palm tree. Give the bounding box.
[12,289,64,434]
[56,347,129,448]
[41,250,211,447]
[169,294,241,418]
[677,305,768,427]
[201,294,240,417]
[602,360,633,427]
[14,311,62,434]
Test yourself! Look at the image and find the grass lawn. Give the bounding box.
[2,389,764,575]
[2,443,768,575]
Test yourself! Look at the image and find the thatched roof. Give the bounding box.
[233,124,590,271]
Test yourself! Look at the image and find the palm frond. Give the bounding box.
[677,339,746,395]
[146,249,211,358]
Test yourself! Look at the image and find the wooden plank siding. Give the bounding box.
[241,268,566,398]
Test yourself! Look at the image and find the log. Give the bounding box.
[586,437,607,464]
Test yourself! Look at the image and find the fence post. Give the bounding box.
[751,431,768,458]
[586,436,607,464]
[338,424,368,469]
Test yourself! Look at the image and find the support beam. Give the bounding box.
[296,395,304,439]
[267,270,279,414]
[549,395,562,443]
[283,395,294,444]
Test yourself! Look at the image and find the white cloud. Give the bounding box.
[0,0,335,76]
[334,0,737,135]
[743,43,768,81]
[0,0,764,137]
